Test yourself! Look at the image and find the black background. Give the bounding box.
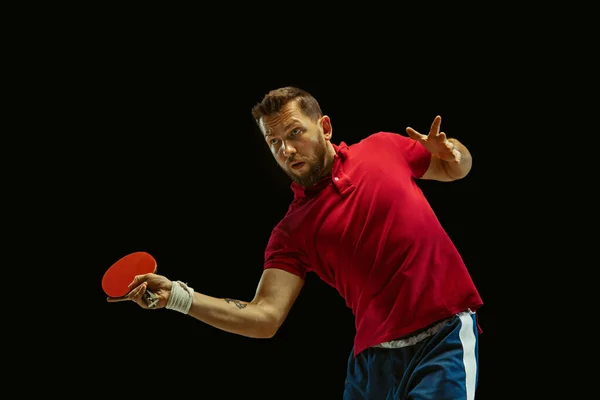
[62,78,499,399]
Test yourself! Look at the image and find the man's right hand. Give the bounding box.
[106,273,173,310]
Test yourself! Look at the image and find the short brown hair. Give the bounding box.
[251,86,323,125]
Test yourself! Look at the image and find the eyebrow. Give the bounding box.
[263,120,301,138]
[284,121,301,131]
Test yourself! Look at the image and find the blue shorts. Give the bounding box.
[344,310,479,399]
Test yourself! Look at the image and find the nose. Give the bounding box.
[282,140,296,157]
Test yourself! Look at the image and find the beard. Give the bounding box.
[282,139,328,188]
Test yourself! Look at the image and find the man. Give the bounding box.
[112,87,483,399]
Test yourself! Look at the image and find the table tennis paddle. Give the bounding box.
[102,251,160,308]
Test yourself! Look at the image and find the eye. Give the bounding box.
[291,128,301,136]
[269,138,279,145]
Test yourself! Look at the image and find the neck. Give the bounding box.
[323,141,336,176]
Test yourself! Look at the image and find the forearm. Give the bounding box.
[186,292,278,339]
[443,138,472,180]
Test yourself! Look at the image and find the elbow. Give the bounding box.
[250,301,286,339]
[451,169,470,181]
[442,159,472,181]
[457,158,473,179]
[264,319,283,339]
[253,324,278,339]
[456,165,472,180]
[261,329,277,339]
[257,315,284,339]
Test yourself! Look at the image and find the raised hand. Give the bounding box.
[406,115,461,164]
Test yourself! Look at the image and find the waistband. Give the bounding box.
[373,309,474,349]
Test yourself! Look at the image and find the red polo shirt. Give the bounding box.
[263,132,483,356]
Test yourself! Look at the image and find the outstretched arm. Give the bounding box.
[120,267,304,339]
[187,268,303,338]
[406,115,473,182]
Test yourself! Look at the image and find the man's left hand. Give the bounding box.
[406,115,461,164]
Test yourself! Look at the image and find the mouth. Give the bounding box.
[289,161,306,170]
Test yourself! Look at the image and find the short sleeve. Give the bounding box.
[263,227,307,280]
[377,132,431,178]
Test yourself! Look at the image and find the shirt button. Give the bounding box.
[334,177,339,181]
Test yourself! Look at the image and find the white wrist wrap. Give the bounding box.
[166,280,194,314]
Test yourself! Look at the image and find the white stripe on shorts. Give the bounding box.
[458,310,477,400]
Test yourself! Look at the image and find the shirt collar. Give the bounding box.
[290,142,349,199]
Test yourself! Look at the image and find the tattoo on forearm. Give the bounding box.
[224,298,247,309]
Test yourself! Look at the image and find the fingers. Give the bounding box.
[407,115,442,141]
[443,135,461,164]
[429,115,441,136]
[106,296,129,302]
[450,143,461,164]
[128,273,150,289]
[128,282,148,301]
[125,281,157,309]
[105,282,153,308]
[406,127,426,142]
[452,150,461,163]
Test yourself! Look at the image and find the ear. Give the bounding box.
[320,115,332,140]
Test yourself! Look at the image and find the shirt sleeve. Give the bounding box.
[377,132,432,178]
[263,226,307,280]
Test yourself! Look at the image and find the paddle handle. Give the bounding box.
[107,288,160,308]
